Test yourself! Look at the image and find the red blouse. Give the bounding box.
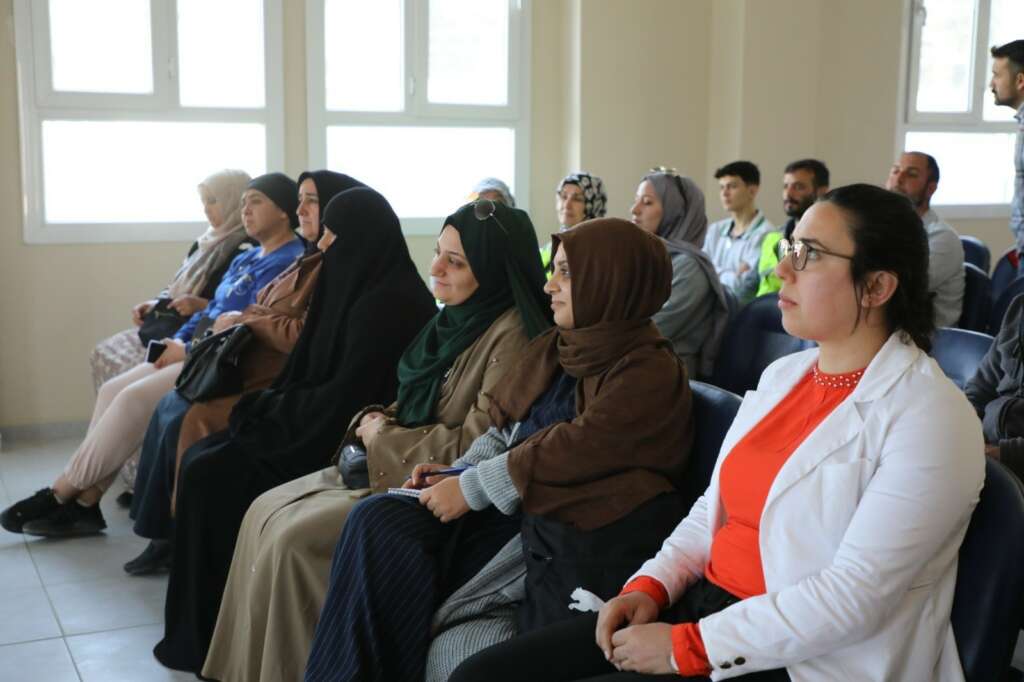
[622,364,864,676]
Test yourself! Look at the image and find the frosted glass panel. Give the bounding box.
[49,0,153,93]
[428,0,508,106]
[178,0,265,108]
[915,0,976,112]
[905,131,1015,205]
[327,126,514,217]
[983,0,1024,121]
[324,0,404,112]
[42,121,266,223]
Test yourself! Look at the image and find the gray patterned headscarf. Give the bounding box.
[557,172,607,229]
[642,171,730,375]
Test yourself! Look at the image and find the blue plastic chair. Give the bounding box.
[931,327,994,389]
[681,382,742,512]
[990,287,1024,336]
[952,459,1024,682]
[960,236,991,274]
[709,294,815,395]
[991,248,1020,303]
[958,263,992,333]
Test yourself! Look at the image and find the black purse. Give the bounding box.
[175,324,254,403]
[138,298,188,345]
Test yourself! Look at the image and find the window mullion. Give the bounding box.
[408,0,427,116]
[970,0,991,124]
[156,0,178,110]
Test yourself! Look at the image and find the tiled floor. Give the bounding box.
[0,437,193,682]
[4,436,1024,681]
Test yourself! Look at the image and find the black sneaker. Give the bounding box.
[0,488,62,533]
[21,501,107,538]
[123,539,173,576]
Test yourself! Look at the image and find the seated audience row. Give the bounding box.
[0,158,993,681]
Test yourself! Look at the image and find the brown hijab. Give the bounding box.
[487,218,694,530]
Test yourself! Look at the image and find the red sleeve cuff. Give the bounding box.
[672,622,711,677]
[619,576,670,610]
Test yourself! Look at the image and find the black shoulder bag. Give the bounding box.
[174,325,254,403]
[138,298,188,345]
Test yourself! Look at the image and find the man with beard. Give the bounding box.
[886,152,964,327]
[990,40,1024,257]
[755,158,830,297]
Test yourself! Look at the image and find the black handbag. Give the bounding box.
[138,298,188,345]
[174,324,254,403]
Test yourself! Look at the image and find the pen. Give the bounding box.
[405,465,473,481]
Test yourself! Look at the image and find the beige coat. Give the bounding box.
[201,308,529,682]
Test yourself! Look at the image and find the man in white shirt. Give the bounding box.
[703,161,774,304]
[886,151,965,328]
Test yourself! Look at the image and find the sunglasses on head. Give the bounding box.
[472,198,510,236]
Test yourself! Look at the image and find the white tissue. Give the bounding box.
[568,587,606,613]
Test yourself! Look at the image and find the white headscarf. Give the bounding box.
[166,169,252,298]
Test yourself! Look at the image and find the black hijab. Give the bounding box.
[228,187,436,468]
[297,170,366,250]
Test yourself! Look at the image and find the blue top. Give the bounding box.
[175,238,305,342]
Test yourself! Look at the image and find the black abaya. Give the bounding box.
[153,188,437,673]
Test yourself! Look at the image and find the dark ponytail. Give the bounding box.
[820,184,935,352]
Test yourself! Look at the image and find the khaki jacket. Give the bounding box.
[343,307,530,492]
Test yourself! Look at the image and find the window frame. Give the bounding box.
[304,0,532,235]
[896,0,1017,219]
[12,0,286,244]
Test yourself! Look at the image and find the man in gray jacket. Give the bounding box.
[885,151,964,328]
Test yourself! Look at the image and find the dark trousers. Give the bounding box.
[303,494,521,682]
[449,579,790,682]
[130,390,190,539]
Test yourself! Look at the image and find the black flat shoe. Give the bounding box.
[124,539,173,576]
[21,501,107,538]
[0,488,62,533]
[115,491,133,509]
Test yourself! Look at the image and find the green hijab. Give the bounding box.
[396,201,551,426]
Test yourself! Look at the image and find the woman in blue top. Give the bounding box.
[0,173,304,539]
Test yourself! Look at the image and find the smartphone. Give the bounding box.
[146,340,167,364]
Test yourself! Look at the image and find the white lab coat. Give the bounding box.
[631,333,984,681]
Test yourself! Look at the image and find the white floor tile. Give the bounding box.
[0,543,42,590]
[0,638,79,682]
[46,576,166,636]
[0,584,62,646]
[66,624,193,682]
[27,533,149,587]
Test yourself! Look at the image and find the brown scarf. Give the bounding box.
[487,219,694,530]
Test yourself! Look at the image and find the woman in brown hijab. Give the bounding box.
[304,218,695,682]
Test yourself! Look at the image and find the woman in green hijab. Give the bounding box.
[201,199,550,682]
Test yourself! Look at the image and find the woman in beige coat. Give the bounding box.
[201,200,550,682]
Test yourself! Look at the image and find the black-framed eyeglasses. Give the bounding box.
[472,198,509,236]
[777,238,855,271]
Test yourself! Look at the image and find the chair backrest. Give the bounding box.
[991,247,1020,301]
[960,236,991,274]
[952,459,1024,682]
[990,286,1024,336]
[709,294,815,395]
[680,381,742,512]
[930,327,994,389]
[957,263,992,333]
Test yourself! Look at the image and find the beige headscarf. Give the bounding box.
[166,169,252,298]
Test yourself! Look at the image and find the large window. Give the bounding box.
[306,0,531,233]
[900,0,1021,217]
[13,0,284,243]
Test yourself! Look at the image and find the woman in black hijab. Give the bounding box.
[152,187,438,674]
